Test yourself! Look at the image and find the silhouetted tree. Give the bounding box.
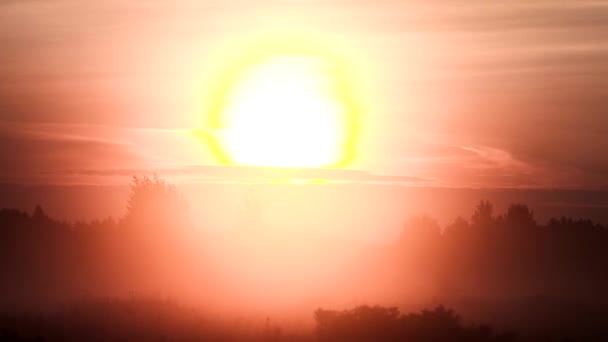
[471,200,494,227]
[2,187,608,341]
[444,216,470,237]
[503,204,536,227]
[32,204,47,221]
[123,174,189,230]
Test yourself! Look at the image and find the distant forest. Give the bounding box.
[1,175,607,341]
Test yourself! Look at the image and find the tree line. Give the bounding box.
[0,175,607,341]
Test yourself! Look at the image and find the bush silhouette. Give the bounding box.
[315,305,514,342]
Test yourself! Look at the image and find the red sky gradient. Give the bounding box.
[1,1,607,188]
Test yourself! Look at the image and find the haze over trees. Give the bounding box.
[0,175,607,341]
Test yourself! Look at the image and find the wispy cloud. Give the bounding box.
[45,165,428,185]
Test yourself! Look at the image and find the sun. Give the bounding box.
[220,55,345,168]
[206,39,358,168]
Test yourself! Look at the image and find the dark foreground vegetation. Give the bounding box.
[0,299,514,342]
[0,175,607,341]
[1,299,602,342]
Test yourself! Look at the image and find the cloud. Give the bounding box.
[47,165,428,185]
[0,122,427,185]
[459,145,531,170]
[398,140,608,189]
[0,123,139,184]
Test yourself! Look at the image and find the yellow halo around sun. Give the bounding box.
[205,37,358,168]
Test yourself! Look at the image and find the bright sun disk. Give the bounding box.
[208,50,356,168]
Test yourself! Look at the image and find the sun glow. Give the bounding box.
[206,40,358,168]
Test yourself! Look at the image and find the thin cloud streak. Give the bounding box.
[45,165,429,186]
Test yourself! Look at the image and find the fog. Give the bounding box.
[1,177,608,341]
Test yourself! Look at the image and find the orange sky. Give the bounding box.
[1,0,607,188]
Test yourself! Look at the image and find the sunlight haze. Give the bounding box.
[1,1,608,341]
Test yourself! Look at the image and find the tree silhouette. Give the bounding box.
[123,174,189,230]
[444,216,470,237]
[503,203,536,227]
[471,200,494,227]
[32,204,47,221]
[1,184,608,341]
